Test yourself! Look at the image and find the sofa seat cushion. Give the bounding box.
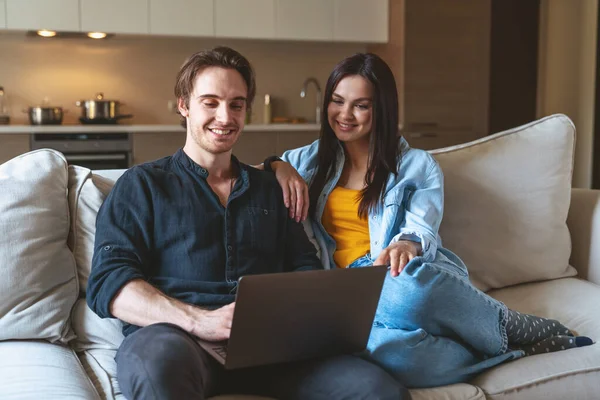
[0,340,100,399]
[433,114,577,291]
[0,149,78,342]
[472,277,600,399]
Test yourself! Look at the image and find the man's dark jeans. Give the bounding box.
[116,323,411,400]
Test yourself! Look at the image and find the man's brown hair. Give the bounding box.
[174,46,256,123]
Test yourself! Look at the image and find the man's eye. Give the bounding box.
[231,104,244,111]
[203,102,218,108]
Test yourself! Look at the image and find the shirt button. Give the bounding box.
[374,241,378,245]
[263,210,268,215]
[373,216,377,220]
[227,245,233,251]
[200,168,207,174]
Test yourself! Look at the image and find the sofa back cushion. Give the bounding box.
[433,114,577,291]
[68,166,115,293]
[0,149,78,342]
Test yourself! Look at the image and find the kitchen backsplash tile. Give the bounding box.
[0,33,365,125]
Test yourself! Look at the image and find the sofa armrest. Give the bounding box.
[567,188,600,285]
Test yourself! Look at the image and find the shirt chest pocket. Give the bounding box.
[239,206,279,254]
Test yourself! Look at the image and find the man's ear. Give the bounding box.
[177,98,189,117]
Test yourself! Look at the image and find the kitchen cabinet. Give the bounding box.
[334,0,388,43]
[398,0,539,147]
[0,1,6,29]
[276,0,333,41]
[0,135,30,164]
[215,0,275,40]
[6,0,79,31]
[81,0,148,34]
[402,0,491,136]
[150,0,213,37]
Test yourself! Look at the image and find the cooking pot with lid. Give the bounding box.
[75,93,133,124]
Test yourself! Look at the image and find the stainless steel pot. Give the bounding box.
[24,106,64,125]
[75,93,133,124]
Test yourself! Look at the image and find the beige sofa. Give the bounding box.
[0,114,598,400]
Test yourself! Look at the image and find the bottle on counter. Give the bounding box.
[263,94,272,124]
[0,86,9,125]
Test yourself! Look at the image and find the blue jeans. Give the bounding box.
[349,248,524,388]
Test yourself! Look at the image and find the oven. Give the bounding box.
[30,133,132,170]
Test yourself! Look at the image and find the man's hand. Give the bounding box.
[190,302,235,341]
[374,241,421,278]
[271,161,309,222]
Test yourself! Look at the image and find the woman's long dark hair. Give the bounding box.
[309,53,400,219]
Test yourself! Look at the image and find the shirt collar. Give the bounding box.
[174,148,250,187]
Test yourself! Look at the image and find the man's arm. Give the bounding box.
[87,169,233,341]
[110,279,234,341]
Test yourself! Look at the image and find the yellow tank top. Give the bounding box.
[321,186,370,268]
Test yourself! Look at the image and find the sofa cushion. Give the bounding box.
[0,341,100,399]
[0,149,78,342]
[472,277,600,399]
[432,114,577,291]
[68,165,115,293]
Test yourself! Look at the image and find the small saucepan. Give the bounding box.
[75,92,133,124]
[24,106,65,125]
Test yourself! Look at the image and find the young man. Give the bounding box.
[86,47,409,400]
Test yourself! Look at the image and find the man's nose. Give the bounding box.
[215,104,232,123]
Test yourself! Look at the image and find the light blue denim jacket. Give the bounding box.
[282,137,444,269]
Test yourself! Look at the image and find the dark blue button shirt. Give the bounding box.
[87,149,321,336]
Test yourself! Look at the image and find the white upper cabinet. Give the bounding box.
[276,0,333,41]
[334,0,388,43]
[6,0,79,31]
[150,0,213,37]
[215,0,275,39]
[0,1,6,29]
[81,0,149,34]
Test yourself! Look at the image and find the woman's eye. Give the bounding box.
[356,104,369,110]
[332,99,343,105]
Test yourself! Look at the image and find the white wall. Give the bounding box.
[537,0,598,188]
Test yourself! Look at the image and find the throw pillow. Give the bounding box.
[432,114,577,291]
[0,149,78,342]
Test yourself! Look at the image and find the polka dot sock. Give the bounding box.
[505,310,573,345]
[513,335,594,356]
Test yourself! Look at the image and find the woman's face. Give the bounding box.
[327,75,374,145]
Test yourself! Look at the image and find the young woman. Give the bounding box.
[267,53,593,388]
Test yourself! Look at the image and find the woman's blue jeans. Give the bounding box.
[349,248,524,388]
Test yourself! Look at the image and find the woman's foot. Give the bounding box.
[506,310,574,345]
[512,335,594,356]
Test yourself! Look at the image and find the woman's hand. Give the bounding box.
[374,240,422,277]
[271,161,309,222]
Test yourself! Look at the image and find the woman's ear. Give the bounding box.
[177,98,189,117]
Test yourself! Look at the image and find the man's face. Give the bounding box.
[179,66,248,156]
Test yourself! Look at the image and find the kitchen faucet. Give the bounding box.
[300,77,322,124]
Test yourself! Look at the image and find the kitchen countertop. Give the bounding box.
[0,124,321,134]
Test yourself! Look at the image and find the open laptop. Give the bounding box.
[197,266,388,369]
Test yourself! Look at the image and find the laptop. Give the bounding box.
[197,265,388,370]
